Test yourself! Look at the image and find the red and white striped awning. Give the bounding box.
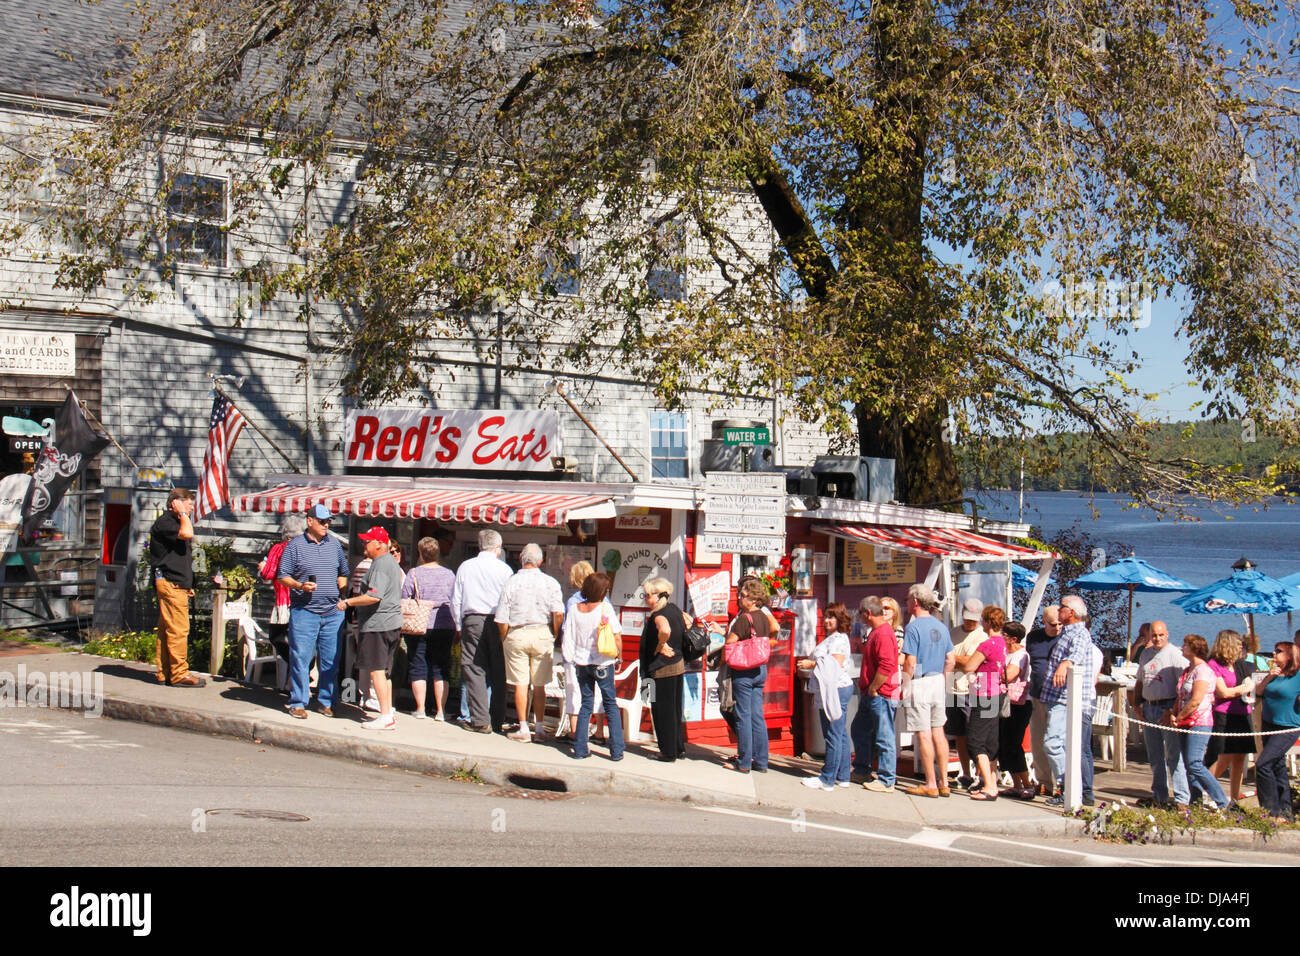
[814,524,1057,561]
[238,483,613,529]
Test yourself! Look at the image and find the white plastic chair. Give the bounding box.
[240,617,287,690]
[1091,695,1114,762]
[613,659,649,743]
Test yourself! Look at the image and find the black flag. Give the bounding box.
[20,392,110,543]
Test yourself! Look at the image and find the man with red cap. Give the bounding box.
[338,526,405,729]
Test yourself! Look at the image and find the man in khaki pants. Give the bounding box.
[149,488,205,687]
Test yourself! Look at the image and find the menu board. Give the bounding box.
[843,542,915,585]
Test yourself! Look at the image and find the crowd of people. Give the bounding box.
[238,511,1300,816]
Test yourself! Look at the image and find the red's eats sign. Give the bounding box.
[345,409,560,472]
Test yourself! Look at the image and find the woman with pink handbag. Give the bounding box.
[724,577,781,774]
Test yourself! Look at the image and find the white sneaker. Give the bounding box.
[363,694,381,713]
[835,781,853,789]
[413,711,428,720]
[507,726,532,741]
[433,713,446,722]
[801,777,834,792]
[362,714,396,731]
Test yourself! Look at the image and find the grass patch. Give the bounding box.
[1077,799,1299,844]
[0,629,69,650]
[451,765,483,785]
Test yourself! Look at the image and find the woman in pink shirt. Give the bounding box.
[1173,634,1230,810]
[960,606,1008,801]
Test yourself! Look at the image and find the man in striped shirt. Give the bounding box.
[277,504,350,719]
[1042,594,1098,807]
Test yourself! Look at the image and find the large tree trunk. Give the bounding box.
[850,0,961,510]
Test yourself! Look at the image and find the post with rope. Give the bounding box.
[1064,666,1084,811]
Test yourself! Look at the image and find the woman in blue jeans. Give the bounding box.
[1253,641,1300,822]
[797,602,854,790]
[560,571,625,760]
[725,578,779,773]
[1172,634,1229,810]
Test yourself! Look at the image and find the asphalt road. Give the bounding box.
[0,708,1293,868]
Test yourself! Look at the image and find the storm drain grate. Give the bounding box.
[488,788,572,801]
[204,808,312,822]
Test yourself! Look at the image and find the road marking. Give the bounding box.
[693,806,1038,865]
[906,829,962,848]
[946,830,1153,867]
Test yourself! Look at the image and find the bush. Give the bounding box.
[83,630,157,664]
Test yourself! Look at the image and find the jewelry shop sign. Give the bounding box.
[0,330,75,376]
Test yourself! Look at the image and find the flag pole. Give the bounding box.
[207,376,302,474]
[61,384,141,474]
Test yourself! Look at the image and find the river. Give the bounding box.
[973,490,1300,653]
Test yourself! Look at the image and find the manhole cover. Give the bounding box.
[204,808,311,822]
[488,789,572,801]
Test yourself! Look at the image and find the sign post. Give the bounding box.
[699,473,787,556]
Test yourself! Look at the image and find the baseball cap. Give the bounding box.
[358,526,390,544]
[311,503,333,521]
[962,597,984,622]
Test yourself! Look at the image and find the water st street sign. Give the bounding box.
[722,426,770,445]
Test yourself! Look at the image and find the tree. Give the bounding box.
[6,0,1300,507]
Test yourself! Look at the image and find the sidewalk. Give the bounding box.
[0,648,1127,837]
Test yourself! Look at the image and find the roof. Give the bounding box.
[814,523,1057,561]
[0,0,133,106]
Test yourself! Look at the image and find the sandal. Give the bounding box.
[969,790,998,801]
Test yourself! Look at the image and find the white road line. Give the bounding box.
[943,829,1153,867]
[693,806,1038,865]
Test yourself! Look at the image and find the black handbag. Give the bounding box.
[682,621,710,663]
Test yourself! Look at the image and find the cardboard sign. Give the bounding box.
[600,542,671,606]
[843,542,915,585]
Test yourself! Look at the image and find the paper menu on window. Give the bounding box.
[686,569,731,618]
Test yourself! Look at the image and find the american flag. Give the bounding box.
[195,392,246,520]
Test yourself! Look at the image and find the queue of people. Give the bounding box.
[256,512,1298,820]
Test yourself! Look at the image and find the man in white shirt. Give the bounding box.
[1130,620,1191,808]
[451,529,513,734]
[947,598,986,788]
[496,542,564,741]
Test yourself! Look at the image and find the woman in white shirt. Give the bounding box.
[560,571,625,761]
[797,602,855,791]
[558,561,597,741]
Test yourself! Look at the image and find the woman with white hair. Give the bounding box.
[256,513,306,688]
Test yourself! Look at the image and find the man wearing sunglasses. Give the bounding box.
[278,503,351,719]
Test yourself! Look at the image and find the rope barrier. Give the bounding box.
[1113,707,1298,737]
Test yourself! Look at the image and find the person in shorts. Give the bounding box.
[900,583,954,797]
[496,543,564,741]
[338,526,404,730]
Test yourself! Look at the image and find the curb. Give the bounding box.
[934,817,1088,839]
[95,695,758,810]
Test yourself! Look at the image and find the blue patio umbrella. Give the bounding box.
[1172,569,1300,641]
[1070,556,1196,656]
[1011,562,1052,590]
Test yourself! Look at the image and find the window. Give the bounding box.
[650,410,690,479]
[11,154,86,254]
[0,403,85,549]
[540,239,581,296]
[166,173,227,267]
[647,220,687,301]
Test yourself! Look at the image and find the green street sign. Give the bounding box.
[722,426,770,445]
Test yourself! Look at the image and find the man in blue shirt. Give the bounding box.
[277,504,350,719]
[899,583,954,798]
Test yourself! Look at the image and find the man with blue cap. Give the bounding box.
[277,503,351,718]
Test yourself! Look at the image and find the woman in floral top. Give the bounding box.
[1172,633,1230,810]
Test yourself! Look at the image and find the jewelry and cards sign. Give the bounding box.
[0,330,75,376]
[700,472,786,556]
[345,408,560,472]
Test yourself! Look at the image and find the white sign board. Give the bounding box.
[702,511,785,535]
[703,472,786,495]
[0,330,75,376]
[599,542,671,606]
[701,493,785,514]
[345,408,560,472]
[698,532,786,556]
